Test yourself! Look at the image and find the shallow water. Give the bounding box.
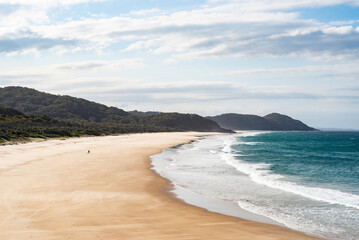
[151,132,359,240]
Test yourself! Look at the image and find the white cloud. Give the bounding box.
[54,59,145,71]
[323,26,353,34]
[217,63,359,76]
[47,80,353,108]
[1,0,359,60]
[0,0,108,7]
[206,0,359,9]
[330,20,359,25]
[0,59,145,86]
[128,8,162,16]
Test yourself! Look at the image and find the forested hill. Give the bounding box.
[0,107,24,118]
[1,86,315,139]
[0,106,178,143]
[0,87,232,140]
[263,113,316,131]
[0,86,128,122]
[207,113,316,131]
[0,106,93,141]
[143,113,231,132]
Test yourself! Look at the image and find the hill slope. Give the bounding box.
[0,86,232,134]
[0,86,128,122]
[0,107,91,141]
[0,107,24,118]
[142,113,232,132]
[207,113,316,131]
[207,113,273,130]
[0,106,177,142]
[263,113,316,131]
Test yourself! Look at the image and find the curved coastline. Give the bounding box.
[150,133,323,240]
[0,132,318,239]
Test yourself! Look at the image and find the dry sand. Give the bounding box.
[0,132,319,240]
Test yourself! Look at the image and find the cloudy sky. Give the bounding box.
[1,0,359,129]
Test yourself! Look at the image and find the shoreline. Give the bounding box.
[149,135,285,227]
[0,132,319,239]
[168,182,285,226]
[150,133,325,239]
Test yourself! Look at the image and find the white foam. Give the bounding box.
[236,200,338,239]
[237,142,259,145]
[152,133,359,239]
[221,135,236,153]
[239,131,268,137]
[221,145,359,210]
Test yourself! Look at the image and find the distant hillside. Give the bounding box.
[207,114,273,130]
[129,111,232,132]
[0,86,128,122]
[0,106,176,143]
[263,113,316,131]
[142,113,233,133]
[0,86,232,135]
[207,113,316,131]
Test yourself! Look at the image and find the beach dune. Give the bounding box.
[0,132,317,239]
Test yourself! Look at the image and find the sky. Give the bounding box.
[1,0,359,129]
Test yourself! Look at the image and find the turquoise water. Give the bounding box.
[152,132,359,240]
[234,131,359,199]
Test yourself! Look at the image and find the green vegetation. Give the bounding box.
[207,113,316,131]
[0,86,128,122]
[0,87,231,142]
[0,107,79,140]
[0,106,176,142]
[143,113,232,132]
[0,86,315,143]
[263,113,316,131]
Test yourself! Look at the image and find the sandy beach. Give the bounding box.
[0,132,318,240]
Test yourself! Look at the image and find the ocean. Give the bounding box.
[151,131,359,240]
